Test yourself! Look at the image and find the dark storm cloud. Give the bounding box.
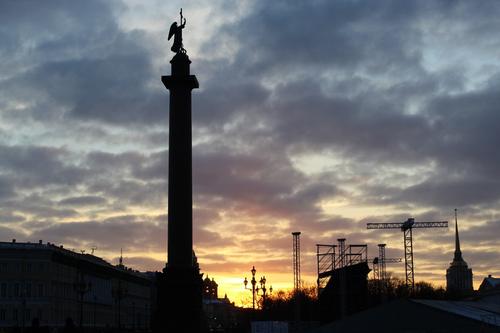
[25,212,230,259]
[222,0,423,74]
[85,151,145,171]
[8,195,79,219]
[84,149,167,181]
[193,0,500,213]
[0,212,26,223]
[399,178,500,207]
[0,176,16,200]
[0,145,88,191]
[0,0,118,74]
[425,83,500,178]
[33,216,166,253]
[131,150,168,181]
[268,81,434,160]
[193,148,338,223]
[2,41,165,125]
[58,195,107,207]
[194,66,270,126]
[1,0,499,287]
[87,178,166,207]
[0,226,26,241]
[0,0,165,126]
[461,220,500,244]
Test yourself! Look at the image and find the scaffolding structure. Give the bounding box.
[292,232,301,291]
[316,239,368,293]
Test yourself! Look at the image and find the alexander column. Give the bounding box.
[155,10,202,333]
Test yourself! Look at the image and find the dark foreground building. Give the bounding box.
[318,262,370,322]
[309,298,500,333]
[0,240,154,332]
[479,275,500,292]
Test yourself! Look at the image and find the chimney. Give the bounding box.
[39,240,43,244]
[12,239,16,243]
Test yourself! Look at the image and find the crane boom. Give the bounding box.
[367,221,448,229]
[370,257,402,263]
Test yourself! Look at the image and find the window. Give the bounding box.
[25,309,30,321]
[13,309,18,321]
[38,284,43,297]
[13,283,19,297]
[0,283,6,298]
[0,309,5,321]
[25,283,32,297]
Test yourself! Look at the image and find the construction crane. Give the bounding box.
[371,244,402,282]
[367,218,448,290]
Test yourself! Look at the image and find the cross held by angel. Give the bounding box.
[169,9,187,53]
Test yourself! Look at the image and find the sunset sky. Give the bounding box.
[1,0,500,306]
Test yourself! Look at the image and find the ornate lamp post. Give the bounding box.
[257,276,272,306]
[243,266,257,309]
[243,266,272,309]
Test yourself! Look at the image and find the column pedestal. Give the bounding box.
[156,267,203,332]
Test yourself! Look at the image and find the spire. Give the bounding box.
[453,209,463,262]
[119,248,124,267]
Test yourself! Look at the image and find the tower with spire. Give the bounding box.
[446,209,473,294]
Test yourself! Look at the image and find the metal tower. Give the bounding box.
[292,232,301,291]
[371,244,401,281]
[378,244,387,281]
[338,238,346,268]
[372,257,380,280]
[367,218,448,290]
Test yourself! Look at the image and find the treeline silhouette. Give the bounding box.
[257,279,448,323]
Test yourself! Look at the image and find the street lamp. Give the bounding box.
[74,274,92,329]
[112,280,128,330]
[256,276,272,306]
[243,266,257,310]
[243,266,272,310]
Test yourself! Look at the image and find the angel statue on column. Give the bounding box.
[168,9,187,53]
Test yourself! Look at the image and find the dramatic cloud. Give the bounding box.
[1,0,499,304]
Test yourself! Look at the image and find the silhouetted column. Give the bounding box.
[163,52,198,268]
[155,52,202,333]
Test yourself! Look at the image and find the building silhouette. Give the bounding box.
[0,240,154,331]
[446,211,473,294]
[479,275,500,293]
[202,275,218,300]
[201,276,238,333]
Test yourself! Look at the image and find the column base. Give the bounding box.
[154,266,205,333]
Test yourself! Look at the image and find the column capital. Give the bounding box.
[162,75,199,90]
